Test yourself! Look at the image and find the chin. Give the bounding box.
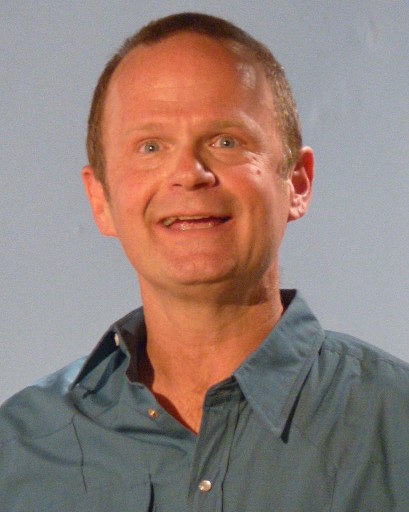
[168,268,235,287]
[144,258,240,290]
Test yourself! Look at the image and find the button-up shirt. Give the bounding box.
[1,290,409,511]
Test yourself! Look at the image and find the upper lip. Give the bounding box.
[161,214,231,227]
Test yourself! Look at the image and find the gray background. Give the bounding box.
[1,0,408,404]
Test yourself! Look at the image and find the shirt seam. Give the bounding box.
[46,479,152,509]
[329,454,409,511]
[329,467,338,512]
[292,417,409,472]
[291,420,338,473]
[0,414,75,446]
[321,345,409,374]
[72,414,87,492]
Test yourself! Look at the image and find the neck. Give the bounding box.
[134,266,283,432]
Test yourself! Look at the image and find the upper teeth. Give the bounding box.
[163,216,209,227]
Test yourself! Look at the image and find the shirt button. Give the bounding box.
[148,408,158,420]
[198,480,212,492]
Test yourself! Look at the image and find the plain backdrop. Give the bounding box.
[1,0,408,404]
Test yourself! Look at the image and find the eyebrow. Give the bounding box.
[122,112,266,143]
[125,119,258,133]
[125,122,168,133]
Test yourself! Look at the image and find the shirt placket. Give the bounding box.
[188,382,242,512]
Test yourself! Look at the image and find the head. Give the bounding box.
[86,12,302,194]
[82,14,313,299]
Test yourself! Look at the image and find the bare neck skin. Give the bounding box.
[133,264,283,434]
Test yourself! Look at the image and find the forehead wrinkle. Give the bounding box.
[236,62,257,90]
[121,112,269,136]
[103,33,280,148]
[111,35,260,95]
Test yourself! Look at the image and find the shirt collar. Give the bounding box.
[71,290,324,437]
[71,308,143,388]
[234,289,325,436]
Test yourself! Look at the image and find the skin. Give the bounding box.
[82,32,314,433]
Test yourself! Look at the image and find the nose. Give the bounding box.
[168,146,216,190]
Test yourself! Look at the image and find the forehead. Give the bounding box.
[116,32,253,82]
[105,32,274,117]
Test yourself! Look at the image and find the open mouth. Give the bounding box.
[162,215,230,231]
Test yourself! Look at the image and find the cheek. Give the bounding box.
[106,193,141,241]
[248,177,291,233]
[109,172,157,223]
[234,160,288,208]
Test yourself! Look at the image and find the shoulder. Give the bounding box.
[297,330,409,469]
[0,358,97,508]
[322,330,409,395]
[0,357,86,443]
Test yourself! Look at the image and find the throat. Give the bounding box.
[153,390,204,434]
[132,348,206,434]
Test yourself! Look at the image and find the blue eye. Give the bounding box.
[213,136,237,149]
[140,141,161,153]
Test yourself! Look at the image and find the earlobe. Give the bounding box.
[81,166,117,237]
[287,147,314,222]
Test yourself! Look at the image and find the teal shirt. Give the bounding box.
[1,290,409,511]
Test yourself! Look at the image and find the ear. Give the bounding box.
[287,147,314,222]
[81,166,117,237]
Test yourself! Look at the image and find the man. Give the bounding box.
[1,12,408,511]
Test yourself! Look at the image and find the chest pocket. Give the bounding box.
[49,481,152,512]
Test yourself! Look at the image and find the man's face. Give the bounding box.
[84,33,310,296]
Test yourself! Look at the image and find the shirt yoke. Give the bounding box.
[291,330,409,472]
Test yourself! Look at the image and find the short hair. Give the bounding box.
[86,12,302,191]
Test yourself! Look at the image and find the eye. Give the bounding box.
[212,136,238,149]
[139,141,161,154]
